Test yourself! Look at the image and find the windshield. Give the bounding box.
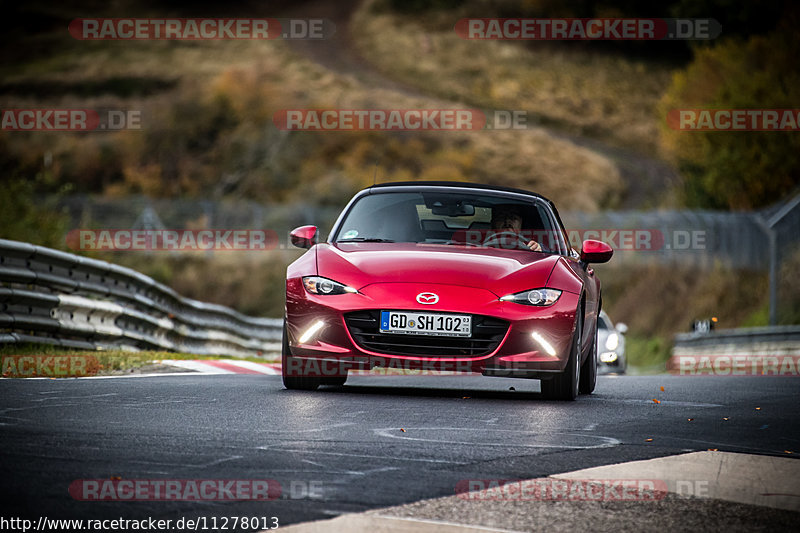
[333,191,565,253]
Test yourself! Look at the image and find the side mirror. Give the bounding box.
[580,239,613,264]
[615,323,628,334]
[290,225,318,249]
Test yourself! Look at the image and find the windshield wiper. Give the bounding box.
[337,238,395,243]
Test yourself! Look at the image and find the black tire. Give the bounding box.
[281,321,320,391]
[541,311,582,401]
[579,316,598,394]
[321,376,347,387]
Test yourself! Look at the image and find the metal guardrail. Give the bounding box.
[0,239,282,357]
[673,326,800,357]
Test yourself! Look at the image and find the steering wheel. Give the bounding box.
[483,231,534,250]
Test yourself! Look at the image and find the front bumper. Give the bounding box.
[286,280,579,378]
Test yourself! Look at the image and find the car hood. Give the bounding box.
[316,242,563,297]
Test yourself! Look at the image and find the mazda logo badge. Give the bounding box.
[416,292,439,305]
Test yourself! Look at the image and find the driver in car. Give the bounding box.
[483,207,543,251]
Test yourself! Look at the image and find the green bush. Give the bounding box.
[659,22,800,209]
[625,335,671,370]
[0,179,70,249]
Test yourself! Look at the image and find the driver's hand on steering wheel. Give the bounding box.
[527,240,542,252]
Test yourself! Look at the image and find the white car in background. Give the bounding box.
[597,310,627,374]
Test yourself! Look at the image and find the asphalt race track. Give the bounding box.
[1,374,798,528]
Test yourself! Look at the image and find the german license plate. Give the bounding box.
[380,311,472,337]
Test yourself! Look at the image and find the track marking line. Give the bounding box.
[374,427,620,449]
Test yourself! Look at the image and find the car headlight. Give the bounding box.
[302,276,358,295]
[605,332,619,351]
[499,288,561,306]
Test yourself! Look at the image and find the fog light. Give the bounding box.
[600,351,618,363]
[531,332,557,356]
[298,320,325,344]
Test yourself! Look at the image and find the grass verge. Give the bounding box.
[0,343,279,378]
[624,335,671,374]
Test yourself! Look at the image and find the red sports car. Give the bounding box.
[282,182,612,400]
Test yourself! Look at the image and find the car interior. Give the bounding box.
[336,193,559,251]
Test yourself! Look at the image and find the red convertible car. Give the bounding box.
[283,182,612,400]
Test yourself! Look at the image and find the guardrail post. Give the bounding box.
[768,230,777,326]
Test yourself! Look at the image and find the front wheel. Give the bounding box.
[281,321,320,391]
[541,311,582,401]
[579,317,598,394]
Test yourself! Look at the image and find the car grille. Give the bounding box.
[344,310,508,357]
